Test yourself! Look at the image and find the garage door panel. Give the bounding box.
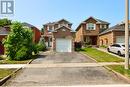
[56,39,72,52]
[116,36,130,44]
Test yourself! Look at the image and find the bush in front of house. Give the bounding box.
[3,22,36,61]
[37,38,46,51]
[100,45,108,48]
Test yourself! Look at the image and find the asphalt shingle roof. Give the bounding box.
[99,24,126,35]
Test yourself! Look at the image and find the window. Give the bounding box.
[87,23,96,30]
[112,44,121,47]
[100,25,107,29]
[59,23,68,27]
[129,24,130,29]
[47,26,54,33]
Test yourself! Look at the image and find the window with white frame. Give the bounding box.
[87,23,96,30]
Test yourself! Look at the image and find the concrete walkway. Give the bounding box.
[0,62,125,68]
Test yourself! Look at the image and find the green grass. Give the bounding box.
[0,69,16,80]
[81,48,124,62]
[0,55,37,64]
[108,65,130,78]
[0,59,30,64]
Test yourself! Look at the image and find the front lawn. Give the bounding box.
[0,69,16,80]
[108,65,130,78]
[0,59,30,64]
[0,55,36,64]
[80,48,124,62]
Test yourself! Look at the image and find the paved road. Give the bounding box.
[4,52,129,86]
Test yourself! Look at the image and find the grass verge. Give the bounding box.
[80,48,124,62]
[108,65,130,78]
[0,55,37,64]
[0,69,16,80]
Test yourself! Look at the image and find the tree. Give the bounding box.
[3,22,34,60]
[0,18,11,27]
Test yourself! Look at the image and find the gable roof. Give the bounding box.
[76,17,110,31]
[56,19,72,24]
[53,25,75,32]
[22,22,35,28]
[84,17,110,24]
[99,24,127,35]
[0,27,9,35]
[44,19,72,26]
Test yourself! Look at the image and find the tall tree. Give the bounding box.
[0,18,11,27]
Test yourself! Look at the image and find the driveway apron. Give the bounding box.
[4,51,129,86]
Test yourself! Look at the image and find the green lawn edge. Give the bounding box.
[0,69,16,80]
[108,65,130,78]
[80,48,124,62]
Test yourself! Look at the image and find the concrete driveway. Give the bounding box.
[4,52,129,86]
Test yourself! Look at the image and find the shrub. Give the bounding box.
[37,38,46,51]
[100,45,108,48]
[3,22,34,61]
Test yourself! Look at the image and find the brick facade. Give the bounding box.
[75,17,109,46]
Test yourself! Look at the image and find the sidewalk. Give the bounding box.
[0,62,124,68]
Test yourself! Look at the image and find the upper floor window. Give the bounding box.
[129,24,130,29]
[87,23,96,30]
[47,26,54,33]
[100,25,107,29]
[58,23,68,27]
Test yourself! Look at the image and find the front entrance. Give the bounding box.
[84,36,97,45]
[0,42,4,54]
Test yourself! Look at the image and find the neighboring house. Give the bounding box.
[0,26,10,54]
[75,17,110,46]
[0,23,41,55]
[43,19,75,52]
[99,21,130,46]
[22,22,41,43]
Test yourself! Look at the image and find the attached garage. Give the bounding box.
[56,38,72,52]
[52,26,75,52]
[116,36,130,44]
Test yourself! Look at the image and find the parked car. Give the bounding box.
[107,43,130,56]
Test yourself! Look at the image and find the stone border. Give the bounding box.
[0,59,34,86]
[80,52,130,83]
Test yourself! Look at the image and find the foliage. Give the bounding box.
[0,18,11,27]
[100,45,108,48]
[37,38,46,51]
[80,48,124,62]
[3,22,35,61]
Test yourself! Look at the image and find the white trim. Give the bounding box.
[86,23,96,30]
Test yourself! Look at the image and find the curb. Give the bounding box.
[0,67,22,86]
[80,52,130,83]
[0,59,34,86]
[104,66,130,83]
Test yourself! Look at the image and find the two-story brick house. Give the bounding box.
[75,17,109,46]
[43,19,75,52]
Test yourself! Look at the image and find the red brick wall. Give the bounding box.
[32,28,41,43]
[0,35,7,54]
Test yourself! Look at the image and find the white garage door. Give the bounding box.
[116,36,130,43]
[56,38,72,52]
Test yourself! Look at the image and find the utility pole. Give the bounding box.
[125,0,129,69]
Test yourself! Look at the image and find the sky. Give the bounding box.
[0,0,128,30]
